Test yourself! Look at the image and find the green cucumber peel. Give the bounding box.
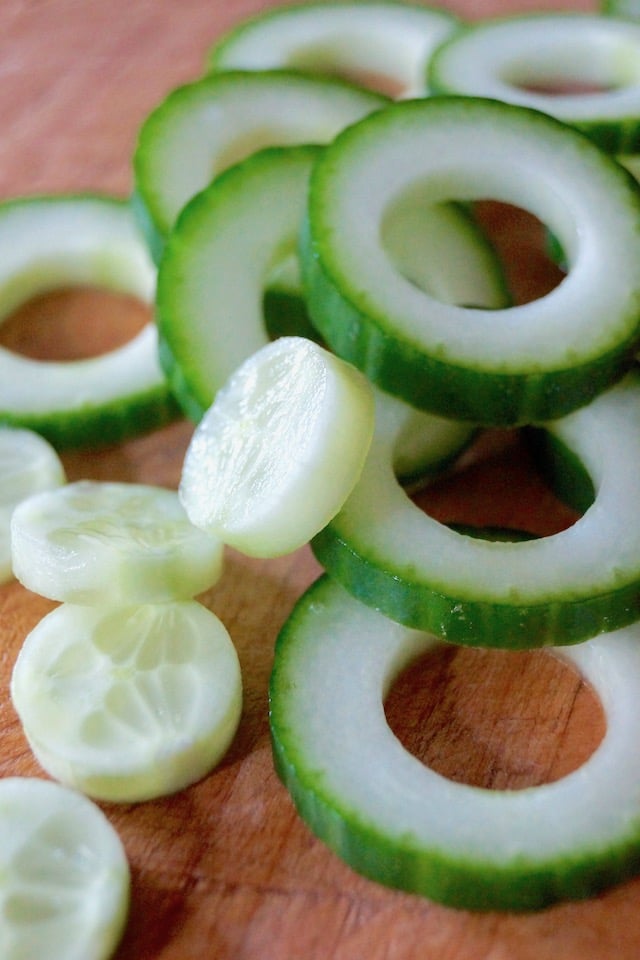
[0,194,177,449]
[207,1,461,98]
[312,370,640,649]
[428,13,640,154]
[302,96,640,425]
[270,575,640,911]
[133,69,388,262]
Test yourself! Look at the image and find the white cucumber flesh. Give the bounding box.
[10,480,224,605]
[11,601,242,803]
[179,336,375,558]
[0,427,65,583]
[0,195,176,449]
[133,70,387,260]
[0,776,129,958]
[312,370,640,648]
[207,1,460,98]
[429,14,640,153]
[302,96,640,424]
[270,575,640,911]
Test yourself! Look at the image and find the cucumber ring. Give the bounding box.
[0,195,176,449]
[270,575,640,911]
[428,13,640,154]
[206,1,460,98]
[133,70,387,262]
[312,370,640,649]
[301,96,640,425]
[157,143,507,421]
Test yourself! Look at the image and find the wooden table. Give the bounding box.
[0,0,637,957]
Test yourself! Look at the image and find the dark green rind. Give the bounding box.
[310,524,640,649]
[428,14,640,155]
[269,576,640,911]
[0,385,179,452]
[271,733,640,911]
[524,428,596,516]
[301,214,639,426]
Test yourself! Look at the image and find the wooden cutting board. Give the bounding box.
[0,0,637,957]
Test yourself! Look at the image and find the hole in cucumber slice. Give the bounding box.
[384,645,605,790]
[380,192,565,309]
[472,201,566,305]
[0,286,150,361]
[413,429,580,539]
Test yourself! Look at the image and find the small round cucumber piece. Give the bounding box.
[429,13,640,154]
[11,480,224,605]
[0,427,65,583]
[270,575,640,911]
[133,70,387,260]
[179,336,375,558]
[302,96,640,425]
[312,370,640,649]
[207,1,460,98]
[0,195,177,449]
[0,776,129,958]
[11,601,242,803]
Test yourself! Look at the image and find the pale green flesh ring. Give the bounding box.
[270,575,640,911]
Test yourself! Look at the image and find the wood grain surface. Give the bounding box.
[0,0,636,957]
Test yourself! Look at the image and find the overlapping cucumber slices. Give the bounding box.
[11,0,640,922]
[161,1,640,912]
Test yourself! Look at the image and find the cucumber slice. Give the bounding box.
[0,195,177,449]
[10,480,224,605]
[133,70,387,260]
[0,776,129,958]
[179,336,374,558]
[11,601,242,803]
[428,14,640,154]
[157,143,506,421]
[312,370,640,649]
[302,96,640,424]
[0,427,66,583]
[270,575,640,911]
[206,1,460,98]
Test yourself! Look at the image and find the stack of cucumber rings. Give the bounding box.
[7,0,640,923]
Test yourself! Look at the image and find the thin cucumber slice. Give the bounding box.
[179,336,374,558]
[133,70,387,261]
[428,14,640,154]
[157,143,506,421]
[11,601,242,803]
[10,480,224,605]
[270,575,640,911]
[0,776,129,958]
[0,195,177,449]
[302,96,640,424]
[206,1,460,98]
[0,427,66,583]
[312,370,640,649]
